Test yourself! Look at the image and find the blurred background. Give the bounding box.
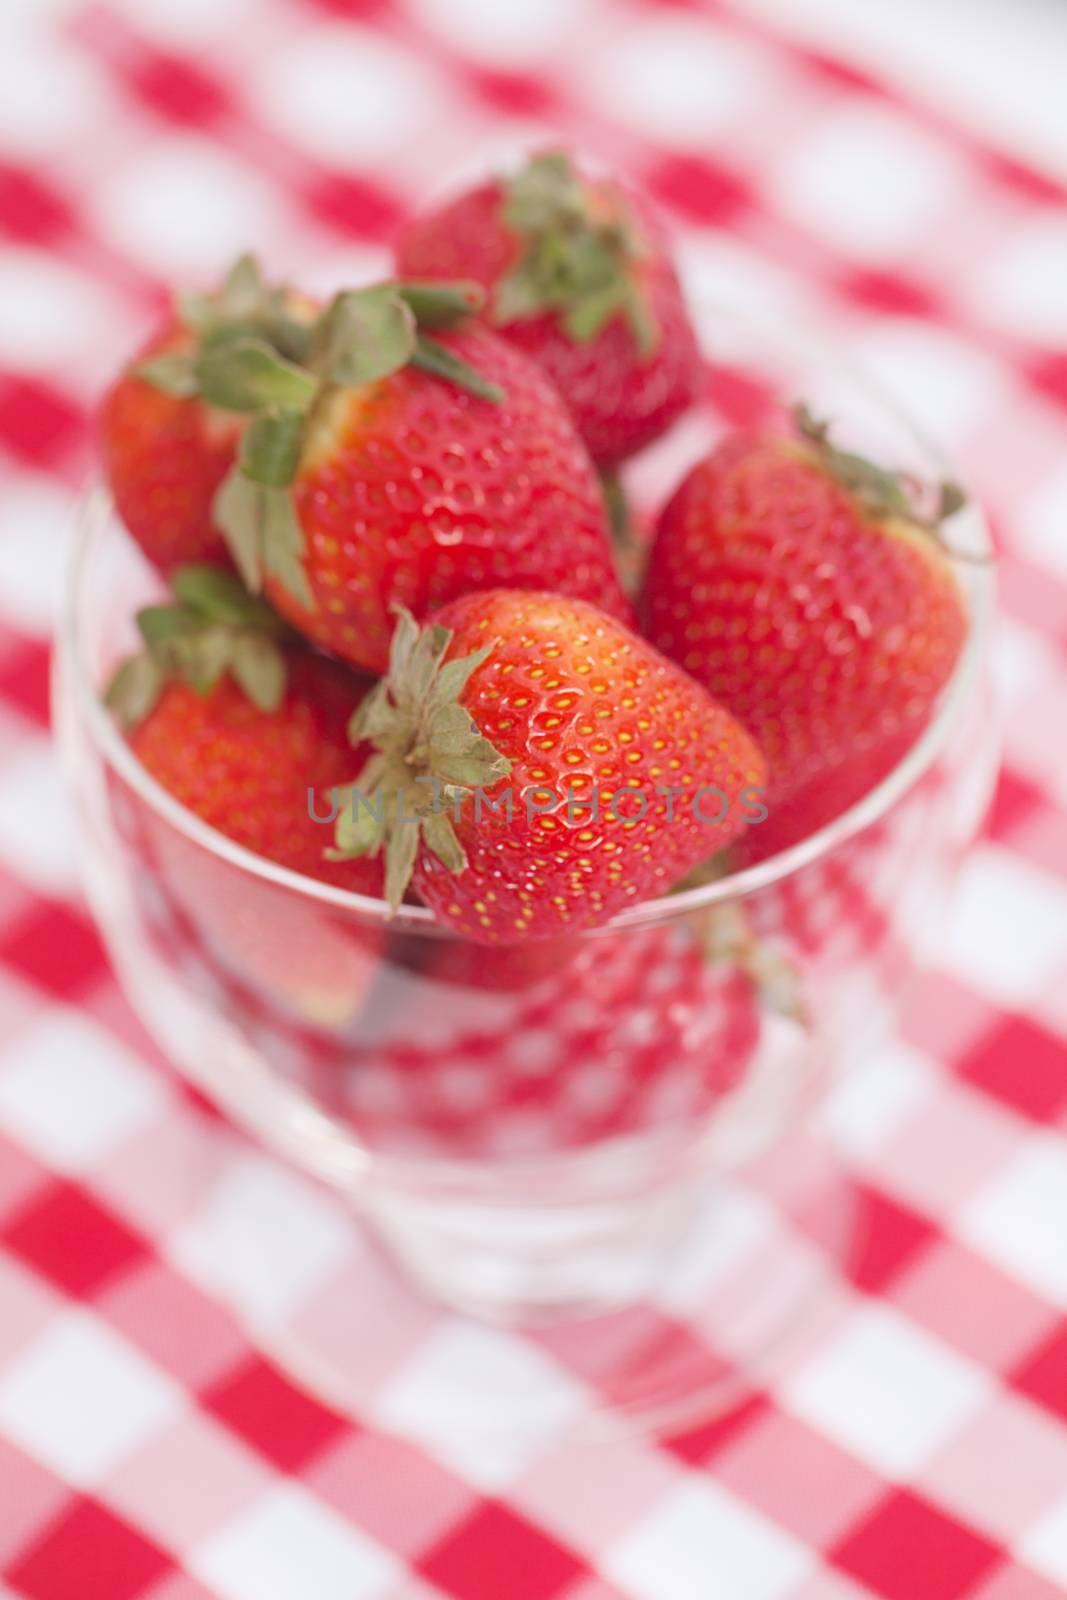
[1,1,1066,1596]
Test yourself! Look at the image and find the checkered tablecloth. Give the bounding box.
[2,1,1067,1596]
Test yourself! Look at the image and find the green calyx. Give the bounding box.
[494,151,659,358]
[794,404,967,537]
[328,606,511,912]
[104,563,292,730]
[134,257,502,609]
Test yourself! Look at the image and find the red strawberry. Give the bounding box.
[100,255,315,575]
[331,593,767,943]
[641,407,969,857]
[106,564,382,896]
[277,314,630,670]
[394,150,702,467]
[131,270,629,675]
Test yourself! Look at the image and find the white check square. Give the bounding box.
[771,103,965,256]
[0,1309,182,1484]
[780,1302,989,1477]
[969,213,1067,344]
[583,15,782,144]
[815,1041,934,1159]
[92,136,291,279]
[247,24,449,167]
[170,1152,352,1324]
[0,1009,167,1172]
[375,1321,585,1490]
[960,1135,1067,1307]
[604,1480,813,1600]
[0,743,79,897]
[1016,460,1067,585]
[405,0,602,64]
[192,1483,400,1600]
[1020,1490,1067,1590]
[943,845,1067,1008]
[0,475,75,639]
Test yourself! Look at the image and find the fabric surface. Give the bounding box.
[1,2,1067,1597]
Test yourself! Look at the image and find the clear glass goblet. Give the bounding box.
[54,305,996,1431]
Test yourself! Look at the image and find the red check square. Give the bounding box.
[846,1185,937,1295]
[644,152,752,225]
[303,172,406,240]
[0,164,73,247]
[0,635,51,727]
[6,1499,171,1600]
[4,1183,146,1298]
[420,1502,585,1600]
[1,901,109,999]
[0,376,85,470]
[959,1017,1067,1123]
[832,1489,1001,1600]
[203,1355,349,1473]
[1012,1324,1067,1426]
[124,50,232,128]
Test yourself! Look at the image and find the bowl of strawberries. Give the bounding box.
[54,151,995,1345]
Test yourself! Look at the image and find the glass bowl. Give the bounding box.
[53,304,996,1430]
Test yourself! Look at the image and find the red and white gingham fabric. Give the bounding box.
[2,2,1067,1596]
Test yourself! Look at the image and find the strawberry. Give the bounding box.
[331,593,767,943]
[100,255,315,575]
[105,564,382,896]
[640,407,969,857]
[130,266,628,675]
[394,150,702,467]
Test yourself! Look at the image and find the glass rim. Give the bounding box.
[63,345,995,940]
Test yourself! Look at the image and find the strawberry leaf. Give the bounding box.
[384,819,419,914]
[105,652,165,729]
[133,350,198,398]
[348,683,394,747]
[422,808,467,874]
[395,280,486,328]
[196,337,318,414]
[214,468,312,608]
[331,607,511,911]
[428,642,494,711]
[172,624,233,695]
[493,150,659,359]
[330,786,387,860]
[219,252,266,319]
[411,333,503,402]
[169,564,284,630]
[562,281,628,344]
[938,480,967,521]
[794,403,969,535]
[230,632,287,712]
[107,560,294,729]
[136,603,197,651]
[315,286,417,387]
[214,472,265,591]
[239,409,305,487]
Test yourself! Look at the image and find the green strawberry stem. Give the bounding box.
[134,260,505,611]
[410,333,504,402]
[328,607,511,912]
[494,150,659,358]
[105,564,291,729]
[794,403,967,540]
